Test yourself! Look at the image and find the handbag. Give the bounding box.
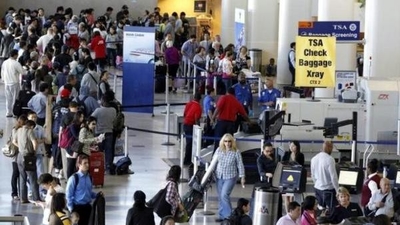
[24,154,37,171]
[146,182,173,218]
[174,208,189,223]
[2,135,18,157]
[71,140,84,154]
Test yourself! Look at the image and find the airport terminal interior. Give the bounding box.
[1,0,400,224]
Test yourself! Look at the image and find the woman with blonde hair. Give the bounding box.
[329,186,363,224]
[212,133,245,222]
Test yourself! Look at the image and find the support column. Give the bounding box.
[276,0,312,86]
[363,0,400,79]
[220,0,247,46]
[315,0,356,98]
[247,0,279,68]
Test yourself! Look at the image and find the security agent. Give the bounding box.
[310,141,339,210]
[258,77,281,111]
[233,71,253,114]
[328,187,363,224]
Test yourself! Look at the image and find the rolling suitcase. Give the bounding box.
[90,151,105,187]
[182,189,204,220]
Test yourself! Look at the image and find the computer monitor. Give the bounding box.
[280,168,301,190]
[395,170,400,189]
[338,170,358,186]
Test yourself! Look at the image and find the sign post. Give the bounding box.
[295,36,336,88]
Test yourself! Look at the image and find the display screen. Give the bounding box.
[338,170,358,186]
[280,168,301,189]
[396,171,400,185]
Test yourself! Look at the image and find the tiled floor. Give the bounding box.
[0,74,257,225]
[0,73,358,225]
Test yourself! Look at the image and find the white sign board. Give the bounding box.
[335,71,357,98]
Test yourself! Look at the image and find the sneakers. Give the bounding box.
[12,196,20,201]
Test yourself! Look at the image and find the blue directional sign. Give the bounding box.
[298,21,360,41]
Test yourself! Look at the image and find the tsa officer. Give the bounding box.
[233,71,253,114]
[258,77,281,110]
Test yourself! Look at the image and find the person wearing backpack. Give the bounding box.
[226,198,252,225]
[49,193,72,225]
[91,94,116,175]
[80,62,99,99]
[66,155,104,225]
[98,70,110,101]
[74,85,100,117]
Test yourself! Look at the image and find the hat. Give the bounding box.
[60,88,71,98]
[133,190,146,203]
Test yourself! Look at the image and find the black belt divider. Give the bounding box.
[122,102,186,109]
[126,126,179,137]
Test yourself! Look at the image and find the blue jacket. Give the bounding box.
[233,83,253,108]
[258,88,281,110]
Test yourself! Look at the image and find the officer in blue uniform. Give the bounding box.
[203,86,216,145]
[258,77,281,111]
[233,72,253,114]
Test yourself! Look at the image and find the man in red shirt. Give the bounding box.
[183,92,202,166]
[212,87,250,151]
[90,30,106,71]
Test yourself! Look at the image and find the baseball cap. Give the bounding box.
[60,88,71,98]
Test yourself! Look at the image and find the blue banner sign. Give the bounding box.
[298,21,360,41]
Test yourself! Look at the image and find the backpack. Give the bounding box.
[76,96,89,117]
[222,211,242,225]
[114,156,132,175]
[55,211,71,225]
[113,111,125,132]
[59,126,75,155]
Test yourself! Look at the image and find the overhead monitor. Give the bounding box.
[395,170,400,189]
[338,170,358,186]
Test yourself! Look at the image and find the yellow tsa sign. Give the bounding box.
[295,36,336,87]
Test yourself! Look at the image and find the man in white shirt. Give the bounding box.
[1,49,25,117]
[80,62,99,99]
[199,33,212,53]
[367,178,394,218]
[276,201,301,225]
[310,140,339,209]
[36,28,54,54]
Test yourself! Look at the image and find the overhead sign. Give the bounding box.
[295,36,336,87]
[298,21,360,41]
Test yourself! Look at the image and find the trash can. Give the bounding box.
[253,187,281,225]
[248,48,262,72]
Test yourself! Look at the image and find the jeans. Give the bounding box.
[11,161,19,197]
[315,188,337,209]
[36,153,44,178]
[213,120,236,151]
[17,154,40,201]
[216,177,237,219]
[99,133,114,170]
[107,48,117,67]
[183,124,193,165]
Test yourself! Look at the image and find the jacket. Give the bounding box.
[125,206,155,225]
[79,127,97,156]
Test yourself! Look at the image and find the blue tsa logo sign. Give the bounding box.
[298,21,360,41]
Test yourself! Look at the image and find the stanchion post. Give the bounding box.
[180,133,188,182]
[213,75,217,94]
[162,102,175,146]
[124,126,128,156]
[192,125,203,176]
[161,74,174,114]
[113,73,117,94]
[200,162,215,215]
[193,65,197,94]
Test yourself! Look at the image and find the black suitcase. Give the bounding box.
[182,189,203,220]
[241,149,261,184]
[155,74,166,93]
